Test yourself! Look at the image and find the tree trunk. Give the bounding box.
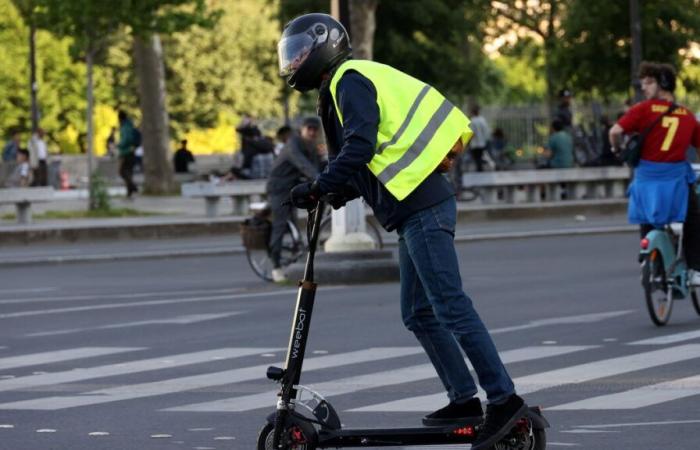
[348,0,378,60]
[545,0,558,120]
[29,21,39,133]
[86,49,96,209]
[629,0,643,102]
[133,33,174,194]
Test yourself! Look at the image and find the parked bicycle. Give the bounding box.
[242,201,383,282]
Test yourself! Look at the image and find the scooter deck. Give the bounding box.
[317,420,481,447]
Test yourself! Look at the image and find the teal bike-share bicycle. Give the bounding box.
[640,221,700,326]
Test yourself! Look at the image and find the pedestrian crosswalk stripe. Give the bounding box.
[628,330,700,346]
[164,346,596,412]
[0,347,142,371]
[0,288,345,319]
[0,347,422,410]
[550,373,700,410]
[350,344,700,412]
[0,348,276,393]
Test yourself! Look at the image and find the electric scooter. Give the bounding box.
[257,201,549,449]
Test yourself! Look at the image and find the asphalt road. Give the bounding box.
[2,232,700,450]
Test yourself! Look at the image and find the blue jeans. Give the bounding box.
[397,196,515,404]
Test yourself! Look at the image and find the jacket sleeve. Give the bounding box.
[317,72,379,194]
[287,136,319,179]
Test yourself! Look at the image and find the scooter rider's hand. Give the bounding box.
[326,192,347,210]
[290,180,321,210]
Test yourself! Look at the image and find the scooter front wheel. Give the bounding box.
[257,421,317,450]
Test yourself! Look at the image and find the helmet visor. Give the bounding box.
[277,30,318,77]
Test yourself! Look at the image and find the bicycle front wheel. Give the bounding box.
[246,222,304,282]
[642,249,673,326]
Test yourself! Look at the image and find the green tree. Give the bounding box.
[32,0,218,195]
[556,0,700,101]
[486,0,564,111]
[114,0,220,194]
[164,0,282,139]
[0,0,113,152]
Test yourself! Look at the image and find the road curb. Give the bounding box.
[0,199,627,245]
[0,225,636,267]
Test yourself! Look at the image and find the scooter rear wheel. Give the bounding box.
[257,421,317,450]
[642,250,673,326]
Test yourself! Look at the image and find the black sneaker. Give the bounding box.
[422,398,483,426]
[471,394,528,450]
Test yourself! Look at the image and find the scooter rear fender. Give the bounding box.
[641,229,675,266]
[526,406,550,429]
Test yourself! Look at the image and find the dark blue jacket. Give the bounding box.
[316,70,454,231]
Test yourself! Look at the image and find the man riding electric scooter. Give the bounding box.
[279,13,527,450]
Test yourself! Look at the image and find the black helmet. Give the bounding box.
[278,13,352,92]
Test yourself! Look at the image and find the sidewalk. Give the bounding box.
[0,193,635,266]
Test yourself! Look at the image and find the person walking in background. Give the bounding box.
[468,105,491,173]
[173,139,195,173]
[274,125,293,156]
[266,117,325,282]
[227,116,274,180]
[117,110,138,198]
[5,149,31,187]
[544,118,574,169]
[555,89,574,131]
[106,127,117,158]
[28,128,48,186]
[2,130,20,163]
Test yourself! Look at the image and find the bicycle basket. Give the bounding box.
[240,216,271,250]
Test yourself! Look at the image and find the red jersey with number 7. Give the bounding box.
[617,99,700,163]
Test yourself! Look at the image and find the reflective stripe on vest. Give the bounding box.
[330,59,473,200]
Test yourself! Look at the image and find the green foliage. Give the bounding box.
[164,0,283,138]
[374,0,490,103]
[89,172,111,211]
[0,0,113,151]
[482,38,547,104]
[555,0,700,100]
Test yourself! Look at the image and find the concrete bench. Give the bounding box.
[181,180,267,217]
[461,167,631,204]
[0,187,55,224]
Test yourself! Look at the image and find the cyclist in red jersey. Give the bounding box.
[610,62,700,282]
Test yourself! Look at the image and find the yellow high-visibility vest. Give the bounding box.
[329,59,473,200]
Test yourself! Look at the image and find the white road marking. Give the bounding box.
[628,329,700,346]
[166,346,596,412]
[575,419,700,429]
[490,310,634,335]
[0,288,325,319]
[550,373,700,410]
[352,344,700,412]
[561,429,619,434]
[0,347,422,410]
[0,348,276,393]
[0,287,244,305]
[24,312,243,337]
[0,287,56,296]
[0,347,141,371]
